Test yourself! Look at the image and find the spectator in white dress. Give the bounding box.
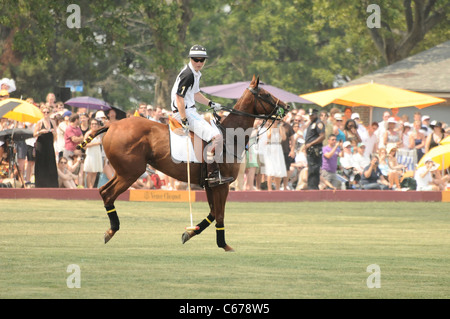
[83,118,104,188]
[264,121,287,191]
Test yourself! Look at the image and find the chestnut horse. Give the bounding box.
[80,76,288,251]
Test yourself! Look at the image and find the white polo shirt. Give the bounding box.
[171,62,201,112]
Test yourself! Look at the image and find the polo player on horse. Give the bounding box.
[170,44,234,187]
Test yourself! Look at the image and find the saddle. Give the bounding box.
[168,116,234,188]
[168,116,204,164]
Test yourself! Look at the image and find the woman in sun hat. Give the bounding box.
[425,121,445,153]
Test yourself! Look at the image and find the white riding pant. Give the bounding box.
[173,107,218,143]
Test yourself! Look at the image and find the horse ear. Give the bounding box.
[250,75,260,89]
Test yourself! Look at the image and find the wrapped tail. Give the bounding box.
[77,126,109,150]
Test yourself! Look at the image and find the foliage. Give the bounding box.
[0,0,448,110]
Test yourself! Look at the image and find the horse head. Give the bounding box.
[246,75,290,120]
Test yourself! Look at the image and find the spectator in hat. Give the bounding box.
[0,78,16,93]
[383,117,401,149]
[95,110,108,126]
[340,141,361,189]
[421,115,432,136]
[425,121,445,153]
[333,113,346,142]
[353,142,370,173]
[415,157,449,191]
[107,109,118,123]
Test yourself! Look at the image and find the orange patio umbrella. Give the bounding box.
[299,82,446,123]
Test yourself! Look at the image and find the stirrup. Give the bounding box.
[206,171,234,187]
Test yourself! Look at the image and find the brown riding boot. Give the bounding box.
[206,162,234,187]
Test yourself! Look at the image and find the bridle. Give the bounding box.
[214,86,286,122]
[212,86,289,157]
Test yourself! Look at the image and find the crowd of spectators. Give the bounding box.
[1,81,449,192]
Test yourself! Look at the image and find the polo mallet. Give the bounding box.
[185,130,199,231]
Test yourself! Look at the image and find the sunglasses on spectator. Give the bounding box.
[191,57,206,63]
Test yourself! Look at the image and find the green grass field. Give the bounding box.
[0,199,449,299]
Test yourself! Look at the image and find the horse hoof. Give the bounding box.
[104,229,116,244]
[223,245,235,252]
[181,230,195,244]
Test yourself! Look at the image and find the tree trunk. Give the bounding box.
[154,67,178,109]
[365,0,446,64]
[0,27,22,75]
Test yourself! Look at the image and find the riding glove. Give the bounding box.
[209,101,222,112]
[181,117,189,131]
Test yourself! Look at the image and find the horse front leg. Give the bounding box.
[181,186,215,244]
[211,184,234,252]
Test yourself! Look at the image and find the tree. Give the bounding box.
[366,0,448,64]
[319,0,449,65]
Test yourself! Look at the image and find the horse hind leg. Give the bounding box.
[100,175,136,244]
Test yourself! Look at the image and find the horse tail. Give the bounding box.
[76,126,109,150]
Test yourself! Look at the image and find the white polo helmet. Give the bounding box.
[188,44,209,58]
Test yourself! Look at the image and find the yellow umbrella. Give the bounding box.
[300,82,446,123]
[417,144,450,171]
[299,82,446,108]
[440,136,450,145]
[0,98,43,123]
